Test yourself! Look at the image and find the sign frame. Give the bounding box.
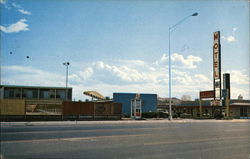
[213,31,221,100]
[200,90,215,99]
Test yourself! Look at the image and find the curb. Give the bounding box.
[1,119,250,126]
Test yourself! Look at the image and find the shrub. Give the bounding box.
[142,112,169,118]
[122,114,130,118]
[142,112,157,118]
[157,112,169,118]
[213,109,224,119]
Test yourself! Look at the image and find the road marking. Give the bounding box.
[1,126,176,135]
[2,133,153,144]
[223,128,250,132]
[61,137,94,141]
[61,134,152,141]
[144,135,250,146]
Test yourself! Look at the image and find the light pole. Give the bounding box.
[168,12,198,120]
[63,62,70,101]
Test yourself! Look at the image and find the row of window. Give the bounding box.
[174,108,249,117]
[3,88,72,100]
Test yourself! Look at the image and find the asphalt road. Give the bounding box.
[1,120,250,159]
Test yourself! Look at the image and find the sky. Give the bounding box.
[1,0,249,101]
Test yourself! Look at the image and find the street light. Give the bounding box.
[63,62,70,101]
[168,12,198,120]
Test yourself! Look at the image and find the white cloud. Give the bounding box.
[155,53,202,69]
[95,61,106,69]
[227,36,237,42]
[232,27,237,32]
[12,2,21,8]
[0,19,29,33]
[1,55,207,100]
[174,74,192,85]
[220,70,250,99]
[222,28,238,43]
[222,35,237,43]
[18,9,31,15]
[194,74,212,84]
[0,0,11,9]
[68,74,82,84]
[83,60,211,97]
[155,53,168,66]
[93,61,157,83]
[2,65,65,86]
[10,2,32,15]
[171,53,202,69]
[2,55,249,100]
[161,53,168,62]
[225,70,249,85]
[79,67,93,80]
[231,87,249,100]
[117,59,146,67]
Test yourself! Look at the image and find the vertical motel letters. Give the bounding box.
[213,31,221,99]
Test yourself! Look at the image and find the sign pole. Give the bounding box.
[199,90,215,117]
[131,99,133,119]
[226,89,230,118]
[199,97,202,118]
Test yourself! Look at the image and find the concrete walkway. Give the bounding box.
[1,118,250,126]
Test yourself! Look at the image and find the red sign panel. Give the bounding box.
[200,90,214,99]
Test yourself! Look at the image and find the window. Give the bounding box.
[240,108,248,117]
[22,89,30,98]
[32,90,38,98]
[4,88,21,98]
[56,90,66,100]
[9,90,14,98]
[40,89,50,99]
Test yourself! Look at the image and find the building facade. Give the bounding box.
[113,93,157,115]
[0,85,72,101]
[0,85,72,115]
[158,98,250,119]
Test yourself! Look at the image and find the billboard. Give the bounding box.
[213,31,221,100]
[200,90,214,99]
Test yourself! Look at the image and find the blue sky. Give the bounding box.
[1,0,249,100]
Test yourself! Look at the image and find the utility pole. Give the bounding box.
[63,62,70,101]
[168,12,198,120]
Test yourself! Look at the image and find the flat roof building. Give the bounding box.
[0,85,72,101]
[113,93,157,115]
[157,98,250,119]
[0,85,73,115]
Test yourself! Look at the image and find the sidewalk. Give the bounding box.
[1,118,250,126]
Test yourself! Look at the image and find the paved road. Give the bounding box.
[1,120,250,159]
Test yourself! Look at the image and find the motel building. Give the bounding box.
[157,97,250,119]
[0,85,72,116]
